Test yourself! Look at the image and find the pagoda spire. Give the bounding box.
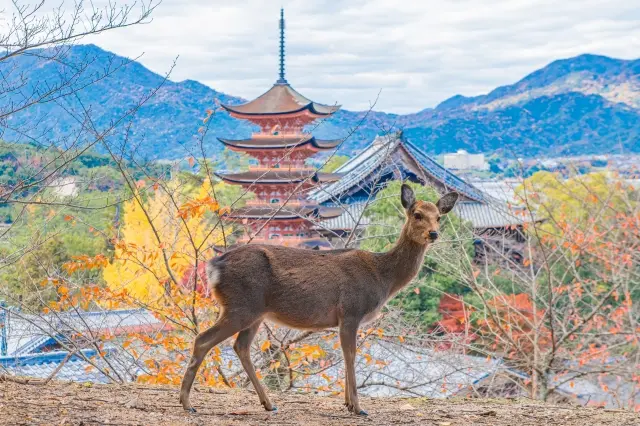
[277,8,287,84]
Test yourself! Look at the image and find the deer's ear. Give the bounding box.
[437,192,459,214]
[400,184,416,210]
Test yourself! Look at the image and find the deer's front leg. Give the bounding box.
[339,320,367,416]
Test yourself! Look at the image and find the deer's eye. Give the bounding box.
[436,216,441,222]
[413,212,423,221]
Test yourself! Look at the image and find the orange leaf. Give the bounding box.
[413,287,420,295]
[260,340,271,352]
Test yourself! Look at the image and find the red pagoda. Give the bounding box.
[216,9,342,248]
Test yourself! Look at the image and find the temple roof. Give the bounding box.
[218,135,341,150]
[316,201,531,232]
[216,170,342,185]
[309,132,486,204]
[221,84,340,117]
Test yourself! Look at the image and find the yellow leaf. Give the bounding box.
[260,340,271,352]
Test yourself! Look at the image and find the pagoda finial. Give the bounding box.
[277,8,288,84]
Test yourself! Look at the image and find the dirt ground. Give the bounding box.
[1,381,639,426]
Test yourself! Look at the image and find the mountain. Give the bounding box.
[3,45,640,159]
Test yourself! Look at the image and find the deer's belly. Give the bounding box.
[362,307,383,324]
[264,310,339,331]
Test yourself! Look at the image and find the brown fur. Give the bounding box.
[179,185,459,415]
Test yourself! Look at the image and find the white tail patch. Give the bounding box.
[205,262,220,293]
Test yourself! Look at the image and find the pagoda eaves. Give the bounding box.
[215,170,342,185]
[225,205,342,220]
[218,136,341,151]
[221,83,340,118]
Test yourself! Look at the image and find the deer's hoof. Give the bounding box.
[262,402,277,412]
[346,403,367,415]
[185,407,197,414]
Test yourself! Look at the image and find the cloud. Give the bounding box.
[11,0,640,113]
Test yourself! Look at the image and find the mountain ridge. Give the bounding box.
[3,44,640,159]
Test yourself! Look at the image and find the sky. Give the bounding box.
[28,0,640,113]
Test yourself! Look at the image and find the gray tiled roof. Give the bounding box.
[310,132,486,204]
[0,309,164,383]
[4,309,162,357]
[317,199,528,232]
[310,134,399,204]
[314,203,371,231]
[454,201,531,228]
[0,348,133,383]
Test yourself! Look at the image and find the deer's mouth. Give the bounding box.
[422,232,436,243]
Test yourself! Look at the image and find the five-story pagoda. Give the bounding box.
[216,9,342,248]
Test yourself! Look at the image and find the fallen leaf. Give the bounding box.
[400,403,416,410]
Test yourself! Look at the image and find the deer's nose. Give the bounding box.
[429,231,439,241]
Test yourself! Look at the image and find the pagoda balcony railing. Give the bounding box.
[245,199,313,207]
[248,166,314,172]
[251,131,309,138]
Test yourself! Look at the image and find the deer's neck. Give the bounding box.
[380,225,428,296]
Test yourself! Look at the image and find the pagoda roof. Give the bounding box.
[221,84,340,117]
[215,170,342,185]
[218,135,341,150]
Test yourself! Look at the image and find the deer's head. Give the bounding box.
[400,184,459,245]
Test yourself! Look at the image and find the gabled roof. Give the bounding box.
[218,136,341,150]
[310,132,486,204]
[221,84,340,117]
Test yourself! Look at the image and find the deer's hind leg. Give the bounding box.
[179,311,257,412]
[233,321,276,411]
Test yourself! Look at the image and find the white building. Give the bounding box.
[444,150,488,171]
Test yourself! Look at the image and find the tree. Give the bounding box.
[461,170,639,404]
[103,179,226,303]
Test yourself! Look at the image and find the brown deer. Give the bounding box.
[179,184,459,415]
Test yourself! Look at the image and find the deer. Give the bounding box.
[179,184,459,415]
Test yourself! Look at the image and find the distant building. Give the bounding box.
[444,150,488,171]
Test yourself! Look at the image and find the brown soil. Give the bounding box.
[1,381,639,425]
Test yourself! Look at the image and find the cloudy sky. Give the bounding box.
[81,0,639,113]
